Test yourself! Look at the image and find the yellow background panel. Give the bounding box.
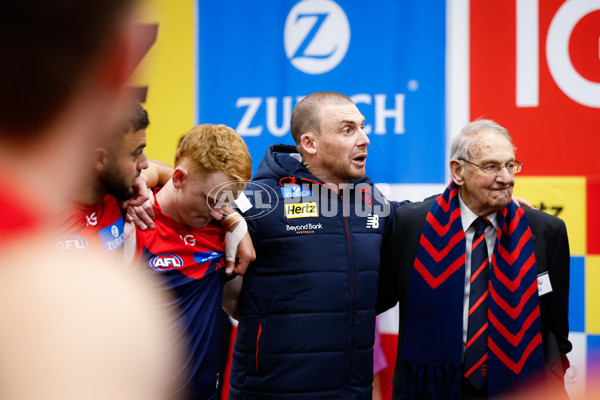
[513,177,586,256]
[132,0,195,164]
[586,255,600,333]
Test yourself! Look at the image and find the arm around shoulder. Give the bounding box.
[144,159,173,188]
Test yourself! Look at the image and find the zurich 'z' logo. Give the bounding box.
[98,217,124,253]
[150,254,184,272]
[284,0,350,74]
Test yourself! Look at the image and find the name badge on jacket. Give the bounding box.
[537,271,553,296]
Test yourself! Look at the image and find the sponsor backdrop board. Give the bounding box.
[196,0,446,184]
[470,0,600,177]
[133,0,196,163]
[136,1,600,398]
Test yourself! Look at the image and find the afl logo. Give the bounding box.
[150,254,184,271]
[284,0,350,75]
[55,235,87,252]
[209,180,280,221]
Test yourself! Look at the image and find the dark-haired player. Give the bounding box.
[57,102,151,255]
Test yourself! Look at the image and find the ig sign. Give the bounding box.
[517,0,600,108]
[471,0,600,177]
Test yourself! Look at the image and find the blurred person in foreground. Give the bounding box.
[0,0,146,241]
[377,120,571,399]
[128,124,252,400]
[0,0,184,399]
[495,367,600,400]
[0,251,182,400]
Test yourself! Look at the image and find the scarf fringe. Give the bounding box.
[400,364,461,400]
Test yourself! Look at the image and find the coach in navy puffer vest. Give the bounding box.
[230,92,405,399]
[230,143,398,399]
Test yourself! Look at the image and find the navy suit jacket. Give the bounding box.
[377,198,572,399]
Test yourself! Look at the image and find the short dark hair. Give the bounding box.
[125,102,150,134]
[290,91,354,145]
[0,0,135,136]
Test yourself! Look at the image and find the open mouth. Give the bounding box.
[353,154,367,165]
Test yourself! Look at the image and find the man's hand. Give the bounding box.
[124,160,173,230]
[512,195,535,209]
[221,211,255,275]
[126,198,156,230]
[122,174,150,208]
[228,232,255,276]
[124,175,156,230]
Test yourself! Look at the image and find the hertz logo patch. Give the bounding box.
[284,202,318,219]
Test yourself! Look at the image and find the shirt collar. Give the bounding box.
[457,190,498,232]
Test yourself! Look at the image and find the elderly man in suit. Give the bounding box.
[377,119,571,399]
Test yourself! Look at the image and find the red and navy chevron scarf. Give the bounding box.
[400,182,544,399]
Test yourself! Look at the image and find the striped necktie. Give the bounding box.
[464,216,490,389]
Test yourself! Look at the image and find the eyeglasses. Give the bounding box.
[458,158,523,175]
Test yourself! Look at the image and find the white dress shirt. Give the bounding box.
[458,193,498,359]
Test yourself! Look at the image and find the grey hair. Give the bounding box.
[449,119,515,161]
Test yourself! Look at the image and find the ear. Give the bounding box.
[93,148,109,173]
[450,159,465,187]
[172,167,187,190]
[300,132,317,156]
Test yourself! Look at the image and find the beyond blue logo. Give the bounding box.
[280,184,313,198]
[194,251,225,275]
[194,252,223,265]
[150,254,184,271]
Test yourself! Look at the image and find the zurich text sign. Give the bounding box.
[197,0,446,184]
